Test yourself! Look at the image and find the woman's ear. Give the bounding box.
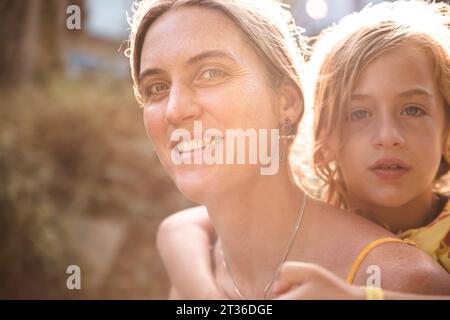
[277,79,304,125]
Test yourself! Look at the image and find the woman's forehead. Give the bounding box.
[139,6,250,68]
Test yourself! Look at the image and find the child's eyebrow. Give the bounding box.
[398,88,432,98]
[350,88,432,101]
[350,94,371,101]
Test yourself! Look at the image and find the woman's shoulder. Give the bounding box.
[308,196,393,239]
[351,235,450,294]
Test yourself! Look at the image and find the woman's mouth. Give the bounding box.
[174,136,219,154]
[369,158,411,180]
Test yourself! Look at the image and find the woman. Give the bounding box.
[128,0,450,299]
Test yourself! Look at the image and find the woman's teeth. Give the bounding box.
[175,137,217,153]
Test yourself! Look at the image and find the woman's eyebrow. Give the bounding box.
[185,49,238,66]
[139,50,238,83]
[139,68,164,83]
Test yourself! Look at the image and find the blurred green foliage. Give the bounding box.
[0,75,192,299]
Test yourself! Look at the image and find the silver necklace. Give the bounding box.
[218,194,308,300]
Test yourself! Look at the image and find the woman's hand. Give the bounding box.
[272,262,365,300]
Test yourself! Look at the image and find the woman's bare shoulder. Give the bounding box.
[309,196,392,239]
[353,240,450,294]
[306,198,450,294]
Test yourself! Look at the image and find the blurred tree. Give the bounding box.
[0,0,85,87]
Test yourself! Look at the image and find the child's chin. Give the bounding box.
[370,192,412,208]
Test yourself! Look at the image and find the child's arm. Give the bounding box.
[156,206,227,299]
[273,262,450,300]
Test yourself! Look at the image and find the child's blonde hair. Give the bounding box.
[309,0,450,208]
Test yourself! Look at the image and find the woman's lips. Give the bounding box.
[369,158,411,180]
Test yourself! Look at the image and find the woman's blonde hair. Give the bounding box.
[126,0,307,111]
[309,0,450,208]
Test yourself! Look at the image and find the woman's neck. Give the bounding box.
[206,164,306,299]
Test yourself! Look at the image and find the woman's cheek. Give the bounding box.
[143,106,163,137]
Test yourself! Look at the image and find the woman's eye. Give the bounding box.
[401,105,426,117]
[200,69,226,81]
[149,82,169,95]
[142,82,169,101]
[349,109,371,121]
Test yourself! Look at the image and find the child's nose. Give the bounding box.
[372,116,406,149]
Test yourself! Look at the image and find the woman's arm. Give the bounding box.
[156,206,226,299]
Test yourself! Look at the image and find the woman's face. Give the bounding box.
[337,46,446,210]
[139,6,283,203]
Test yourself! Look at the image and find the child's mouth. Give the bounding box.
[369,158,410,180]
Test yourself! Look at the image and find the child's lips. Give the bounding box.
[369,158,411,180]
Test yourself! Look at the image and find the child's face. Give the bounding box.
[338,46,446,210]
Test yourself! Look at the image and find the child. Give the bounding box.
[156,0,450,299]
[309,0,450,275]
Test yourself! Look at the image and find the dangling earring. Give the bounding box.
[279,118,296,161]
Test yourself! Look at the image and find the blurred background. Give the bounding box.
[0,0,445,299]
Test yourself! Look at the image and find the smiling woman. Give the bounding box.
[126,0,450,300]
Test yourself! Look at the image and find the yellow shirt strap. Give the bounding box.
[346,237,416,284]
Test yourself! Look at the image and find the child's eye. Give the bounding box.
[349,109,372,121]
[199,69,227,81]
[401,105,426,117]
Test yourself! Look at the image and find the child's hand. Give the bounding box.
[272,262,365,300]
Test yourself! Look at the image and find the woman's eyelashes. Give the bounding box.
[141,80,170,102]
[195,67,230,86]
[197,68,228,82]
[141,67,230,102]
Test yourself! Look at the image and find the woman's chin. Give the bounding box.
[172,164,222,204]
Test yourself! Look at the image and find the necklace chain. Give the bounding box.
[218,194,308,300]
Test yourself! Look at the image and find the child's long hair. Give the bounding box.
[308,0,450,208]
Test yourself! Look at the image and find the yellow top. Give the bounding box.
[346,200,450,284]
[398,200,450,273]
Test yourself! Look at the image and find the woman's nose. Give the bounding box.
[165,83,202,126]
[371,115,406,149]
